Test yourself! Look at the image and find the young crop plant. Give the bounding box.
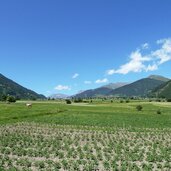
[61,159,69,170]
[103,160,111,170]
[53,162,62,170]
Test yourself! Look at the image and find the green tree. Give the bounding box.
[6,96,16,103]
[1,94,7,101]
[66,99,72,104]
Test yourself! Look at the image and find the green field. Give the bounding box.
[0,100,171,170]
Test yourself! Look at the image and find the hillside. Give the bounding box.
[108,77,169,97]
[150,80,171,99]
[74,82,127,98]
[0,73,46,100]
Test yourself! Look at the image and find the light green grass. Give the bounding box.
[0,101,171,129]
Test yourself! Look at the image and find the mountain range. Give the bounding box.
[1,73,171,100]
[107,75,169,97]
[74,82,128,98]
[0,73,46,100]
[74,75,170,98]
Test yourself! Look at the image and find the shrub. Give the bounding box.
[74,98,83,103]
[167,99,171,102]
[125,99,130,103]
[83,100,89,103]
[1,94,7,101]
[156,99,161,102]
[136,105,143,111]
[156,109,161,114]
[6,96,16,103]
[66,99,72,104]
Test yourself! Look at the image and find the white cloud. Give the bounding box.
[54,85,71,91]
[107,69,115,75]
[107,38,171,75]
[142,43,149,49]
[107,50,150,75]
[84,81,92,84]
[95,78,108,84]
[145,64,158,71]
[153,38,171,64]
[72,73,79,79]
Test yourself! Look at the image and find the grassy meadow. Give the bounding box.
[0,100,171,170]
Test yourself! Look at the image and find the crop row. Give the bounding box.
[0,123,171,170]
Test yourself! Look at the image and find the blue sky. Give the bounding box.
[0,0,171,96]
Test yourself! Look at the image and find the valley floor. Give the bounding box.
[0,101,171,170]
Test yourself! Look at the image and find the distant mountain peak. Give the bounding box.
[148,75,170,82]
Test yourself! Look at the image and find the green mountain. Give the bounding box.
[150,80,171,99]
[108,76,170,97]
[0,73,46,100]
[74,82,128,98]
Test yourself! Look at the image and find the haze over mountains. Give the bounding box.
[49,93,69,99]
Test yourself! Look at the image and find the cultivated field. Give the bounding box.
[0,100,171,170]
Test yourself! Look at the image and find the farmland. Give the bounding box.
[0,100,171,170]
